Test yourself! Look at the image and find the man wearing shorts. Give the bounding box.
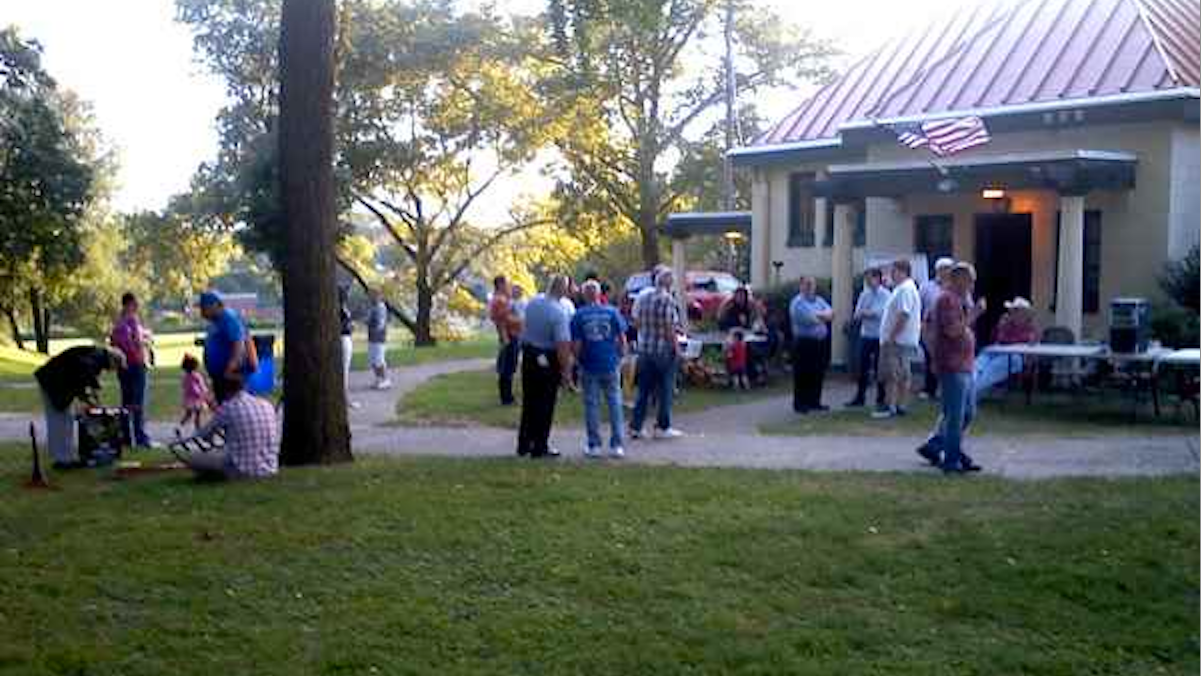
[367,288,391,390]
[873,259,922,419]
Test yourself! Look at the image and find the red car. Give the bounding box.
[684,271,742,321]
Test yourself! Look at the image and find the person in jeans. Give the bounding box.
[516,275,574,458]
[571,280,628,458]
[199,291,248,404]
[923,264,983,474]
[366,288,392,390]
[109,292,153,447]
[919,257,954,399]
[33,346,125,468]
[489,275,519,405]
[788,277,833,413]
[630,269,683,439]
[846,269,890,408]
[874,260,922,419]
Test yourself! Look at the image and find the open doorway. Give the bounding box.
[974,213,1032,345]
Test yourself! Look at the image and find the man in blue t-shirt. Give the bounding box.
[199,291,248,403]
[571,280,628,458]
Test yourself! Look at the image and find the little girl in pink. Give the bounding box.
[180,353,212,430]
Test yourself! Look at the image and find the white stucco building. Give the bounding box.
[726,0,1199,362]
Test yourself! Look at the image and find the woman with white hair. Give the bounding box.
[973,297,1039,401]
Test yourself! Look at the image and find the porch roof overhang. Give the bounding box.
[815,150,1138,199]
[663,211,752,240]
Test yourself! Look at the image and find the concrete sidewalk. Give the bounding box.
[1,358,1196,480]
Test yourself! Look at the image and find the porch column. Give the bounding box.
[1055,192,1086,340]
[750,169,771,288]
[831,201,856,367]
[671,236,689,331]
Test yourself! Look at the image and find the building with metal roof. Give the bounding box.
[727,0,1199,363]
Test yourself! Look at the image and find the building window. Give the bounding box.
[1053,210,1102,313]
[823,200,866,248]
[787,172,815,248]
[914,214,954,276]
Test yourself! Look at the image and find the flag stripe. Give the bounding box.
[886,116,990,156]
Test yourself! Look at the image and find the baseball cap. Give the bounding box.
[197,290,223,308]
[934,257,955,271]
[1004,297,1032,310]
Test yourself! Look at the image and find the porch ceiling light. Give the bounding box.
[982,188,1006,199]
[724,231,745,242]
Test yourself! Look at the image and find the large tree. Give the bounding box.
[543,0,834,267]
[0,28,100,352]
[124,196,236,311]
[277,0,351,465]
[177,0,554,345]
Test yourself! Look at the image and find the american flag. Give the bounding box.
[887,116,991,156]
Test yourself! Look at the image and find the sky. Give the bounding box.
[3,0,969,215]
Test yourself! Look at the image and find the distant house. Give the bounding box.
[730,0,1199,361]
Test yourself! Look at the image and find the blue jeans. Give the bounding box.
[632,352,676,432]
[582,370,625,449]
[118,364,150,446]
[934,372,974,470]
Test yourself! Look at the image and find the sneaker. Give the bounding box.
[894,406,908,417]
[376,379,393,390]
[584,446,602,459]
[654,428,684,440]
[609,447,626,459]
[628,428,643,440]
[844,398,865,408]
[871,407,896,420]
[915,443,941,466]
[349,401,362,410]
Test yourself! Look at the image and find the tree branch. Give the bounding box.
[335,255,418,333]
[435,218,555,290]
[355,195,419,263]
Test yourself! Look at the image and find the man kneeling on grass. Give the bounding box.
[179,377,278,480]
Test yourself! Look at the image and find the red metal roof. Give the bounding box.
[755,0,1200,146]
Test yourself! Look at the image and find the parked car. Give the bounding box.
[685,271,741,321]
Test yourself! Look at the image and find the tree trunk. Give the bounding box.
[278,0,352,466]
[413,285,435,347]
[4,308,24,350]
[636,150,661,269]
[28,288,49,354]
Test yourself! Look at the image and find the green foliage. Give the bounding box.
[0,450,1196,674]
[124,201,237,311]
[0,27,108,351]
[1159,245,1199,312]
[542,0,836,267]
[1150,306,1200,349]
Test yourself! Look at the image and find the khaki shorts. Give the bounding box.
[879,342,917,386]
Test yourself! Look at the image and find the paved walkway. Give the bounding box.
[1,360,1197,479]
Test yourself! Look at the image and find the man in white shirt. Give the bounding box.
[873,259,922,419]
[847,268,891,408]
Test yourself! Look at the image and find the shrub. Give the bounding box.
[1158,245,1199,312]
[1151,306,1200,348]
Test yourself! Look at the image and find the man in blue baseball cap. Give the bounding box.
[198,290,248,403]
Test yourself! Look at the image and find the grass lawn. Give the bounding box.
[761,393,1197,437]
[0,333,493,422]
[350,335,494,371]
[397,369,790,428]
[0,447,1196,675]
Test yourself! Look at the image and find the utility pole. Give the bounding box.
[721,0,737,212]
